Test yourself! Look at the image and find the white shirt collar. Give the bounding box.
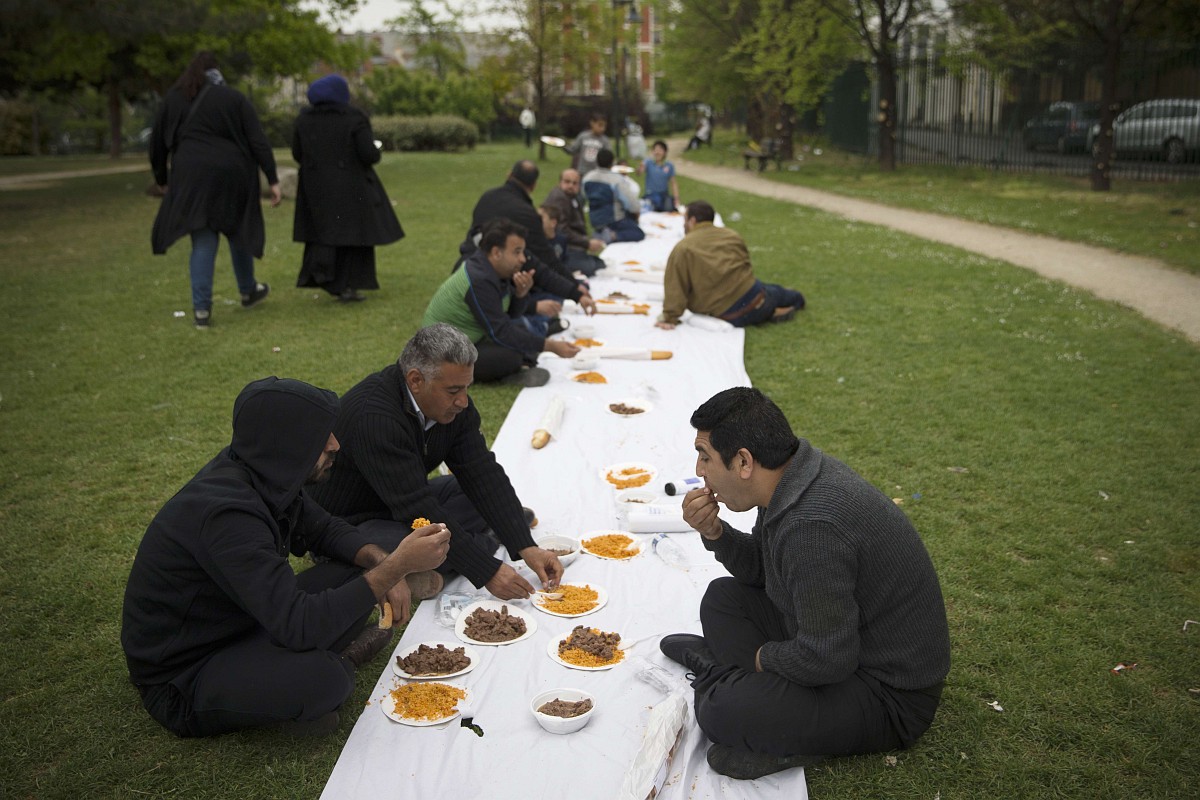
[404,383,438,431]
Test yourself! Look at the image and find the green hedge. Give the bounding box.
[372,115,478,152]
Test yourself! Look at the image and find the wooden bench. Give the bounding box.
[742,138,783,171]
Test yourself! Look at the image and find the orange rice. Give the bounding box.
[572,371,607,384]
[537,584,599,615]
[411,517,432,529]
[582,533,638,559]
[605,467,652,489]
[573,338,604,348]
[387,682,465,721]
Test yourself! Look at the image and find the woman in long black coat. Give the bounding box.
[150,52,280,328]
[292,75,403,302]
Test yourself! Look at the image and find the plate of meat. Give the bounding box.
[454,600,538,646]
[547,625,626,671]
[392,641,480,680]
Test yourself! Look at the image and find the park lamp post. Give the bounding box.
[610,0,639,160]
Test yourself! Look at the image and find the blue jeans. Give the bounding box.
[721,280,805,327]
[189,229,257,312]
[597,216,645,244]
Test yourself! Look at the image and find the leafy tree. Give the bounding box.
[817,0,934,170]
[389,0,469,79]
[0,0,364,157]
[948,0,1192,191]
[492,0,607,160]
[735,0,857,157]
[361,66,496,132]
[660,0,758,116]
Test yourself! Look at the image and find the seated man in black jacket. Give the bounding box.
[458,160,597,317]
[121,377,450,738]
[309,323,564,602]
[425,219,580,386]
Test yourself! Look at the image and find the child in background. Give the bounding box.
[640,140,681,212]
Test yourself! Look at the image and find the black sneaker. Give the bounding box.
[706,744,824,780]
[339,626,393,669]
[659,633,707,667]
[337,289,366,302]
[241,282,270,308]
[500,366,550,387]
[193,310,211,329]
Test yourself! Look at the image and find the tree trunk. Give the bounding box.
[1090,5,1123,192]
[877,52,898,171]
[107,78,122,159]
[778,102,795,160]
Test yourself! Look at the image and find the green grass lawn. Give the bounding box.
[2,142,1197,798]
[682,135,1200,276]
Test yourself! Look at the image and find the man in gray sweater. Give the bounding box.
[661,387,950,779]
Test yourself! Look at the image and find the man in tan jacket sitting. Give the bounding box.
[655,200,804,330]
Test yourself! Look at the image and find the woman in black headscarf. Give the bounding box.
[150,52,280,328]
[292,75,404,302]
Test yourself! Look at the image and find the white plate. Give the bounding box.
[540,135,567,147]
[454,600,538,646]
[547,633,626,671]
[533,583,609,618]
[380,683,472,727]
[612,164,635,174]
[606,397,653,417]
[579,530,643,560]
[600,461,658,489]
[391,641,480,680]
[535,535,580,567]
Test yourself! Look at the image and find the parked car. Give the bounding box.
[1089,98,1200,164]
[1022,101,1099,154]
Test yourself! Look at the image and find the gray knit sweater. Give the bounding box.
[704,440,951,690]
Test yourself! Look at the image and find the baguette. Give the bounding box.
[651,350,673,360]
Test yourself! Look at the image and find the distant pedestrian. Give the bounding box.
[519,107,536,148]
[291,75,404,303]
[150,52,279,329]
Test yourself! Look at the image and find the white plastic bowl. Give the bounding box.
[571,353,600,370]
[535,534,580,567]
[530,688,596,734]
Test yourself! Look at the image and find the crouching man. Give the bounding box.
[660,387,950,778]
[122,377,450,737]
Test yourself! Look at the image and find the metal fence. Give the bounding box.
[837,38,1200,181]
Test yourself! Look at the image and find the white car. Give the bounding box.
[1090,98,1200,164]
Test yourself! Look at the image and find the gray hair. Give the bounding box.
[399,323,478,378]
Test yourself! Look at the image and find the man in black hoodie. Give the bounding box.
[121,377,450,737]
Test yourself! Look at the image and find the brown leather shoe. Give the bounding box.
[406,570,444,600]
[340,626,393,668]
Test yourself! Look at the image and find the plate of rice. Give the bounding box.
[580,531,642,560]
[533,583,608,618]
[600,462,657,490]
[454,600,538,646]
[381,682,471,726]
[547,625,626,671]
[392,641,480,680]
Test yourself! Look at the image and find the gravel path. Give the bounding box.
[670,149,1200,345]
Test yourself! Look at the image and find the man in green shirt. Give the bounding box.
[655,201,805,329]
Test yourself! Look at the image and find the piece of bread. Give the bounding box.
[378,601,394,629]
[532,429,551,449]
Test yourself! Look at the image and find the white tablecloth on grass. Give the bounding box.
[320,213,809,800]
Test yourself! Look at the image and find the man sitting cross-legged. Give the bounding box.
[122,377,451,738]
[660,387,951,779]
[309,323,564,602]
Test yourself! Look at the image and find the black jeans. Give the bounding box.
[139,560,366,737]
[691,577,943,757]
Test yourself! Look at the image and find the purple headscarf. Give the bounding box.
[307,74,350,106]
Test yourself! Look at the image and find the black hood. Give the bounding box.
[228,377,339,517]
